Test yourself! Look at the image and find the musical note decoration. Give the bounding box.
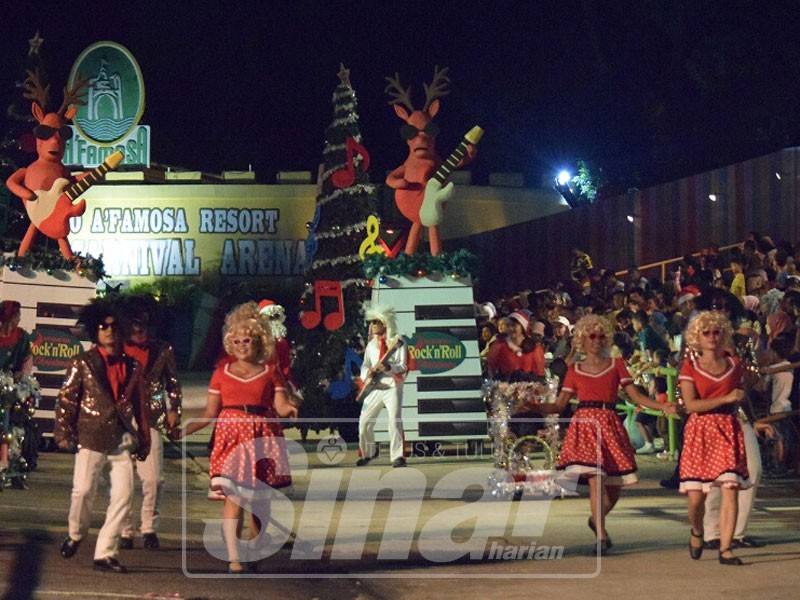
[358,215,385,260]
[378,230,406,259]
[300,280,345,330]
[331,137,371,189]
[327,347,364,400]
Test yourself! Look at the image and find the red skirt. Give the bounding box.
[557,405,639,486]
[209,408,291,500]
[679,411,750,493]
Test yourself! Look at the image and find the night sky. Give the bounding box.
[4,1,800,192]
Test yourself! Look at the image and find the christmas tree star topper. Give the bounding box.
[28,31,44,56]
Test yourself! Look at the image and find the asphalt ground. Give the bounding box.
[0,374,798,599]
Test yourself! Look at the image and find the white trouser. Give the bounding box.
[67,442,135,560]
[704,421,761,541]
[122,429,163,536]
[359,386,404,461]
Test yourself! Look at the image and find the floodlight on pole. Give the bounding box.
[557,170,571,186]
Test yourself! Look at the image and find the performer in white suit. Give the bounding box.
[357,304,408,468]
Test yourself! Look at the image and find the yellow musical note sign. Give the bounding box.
[359,215,385,260]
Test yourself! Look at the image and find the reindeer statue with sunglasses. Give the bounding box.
[385,66,476,256]
[5,69,122,260]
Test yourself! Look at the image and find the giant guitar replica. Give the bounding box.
[5,69,123,260]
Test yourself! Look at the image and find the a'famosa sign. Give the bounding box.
[64,41,149,167]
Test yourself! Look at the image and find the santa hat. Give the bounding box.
[257,299,287,338]
[364,303,398,340]
[531,320,546,337]
[508,311,530,335]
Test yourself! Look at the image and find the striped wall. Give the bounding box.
[457,147,800,299]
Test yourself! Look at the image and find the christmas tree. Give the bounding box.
[0,32,47,241]
[293,65,378,440]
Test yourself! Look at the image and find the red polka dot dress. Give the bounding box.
[678,356,750,493]
[557,358,639,486]
[208,363,292,500]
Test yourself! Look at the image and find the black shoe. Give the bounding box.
[732,536,763,549]
[93,557,127,573]
[718,549,743,566]
[60,537,80,559]
[10,476,27,490]
[143,533,159,550]
[593,539,611,556]
[355,457,371,467]
[689,530,704,560]
[118,537,134,550]
[588,517,612,549]
[392,457,407,468]
[703,538,721,550]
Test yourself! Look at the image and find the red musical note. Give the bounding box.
[300,280,345,331]
[331,137,371,189]
[379,233,406,259]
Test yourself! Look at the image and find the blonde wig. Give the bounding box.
[684,310,733,355]
[572,314,614,355]
[222,301,274,362]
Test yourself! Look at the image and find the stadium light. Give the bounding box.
[556,170,571,186]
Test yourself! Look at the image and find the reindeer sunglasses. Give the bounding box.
[33,124,72,141]
[400,121,440,140]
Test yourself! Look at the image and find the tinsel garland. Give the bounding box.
[0,371,41,479]
[363,249,478,280]
[315,221,367,240]
[317,183,376,208]
[0,246,106,280]
[482,378,567,499]
[310,253,362,270]
[323,134,364,154]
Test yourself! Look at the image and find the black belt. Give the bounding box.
[576,401,617,410]
[698,406,737,416]
[223,405,270,415]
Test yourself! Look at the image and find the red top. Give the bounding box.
[208,363,286,408]
[97,347,127,401]
[124,343,149,371]
[678,355,742,399]
[487,339,546,377]
[561,357,633,403]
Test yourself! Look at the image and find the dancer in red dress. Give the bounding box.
[177,302,298,573]
[532,315,674,554]
[679,310,750,566]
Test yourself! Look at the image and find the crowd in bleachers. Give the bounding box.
[477,231,800,479]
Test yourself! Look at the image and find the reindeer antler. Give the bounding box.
[58,72,90,117]
[22,69,50,109]
[423,65,451,110]
[384,72,414,111]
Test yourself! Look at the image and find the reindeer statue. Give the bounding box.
[384,66,476,256]
[5,69,123,260]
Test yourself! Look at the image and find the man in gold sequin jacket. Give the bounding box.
[55,299,150,574]
[119,294,182,551]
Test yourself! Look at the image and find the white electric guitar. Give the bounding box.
[419,126,483,227]
[29,150,124,239]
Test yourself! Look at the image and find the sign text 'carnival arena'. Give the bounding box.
[67,188,313,279]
